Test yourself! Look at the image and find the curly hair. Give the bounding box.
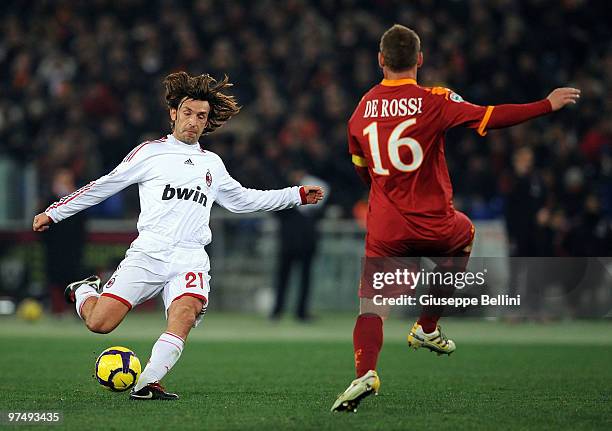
[163,71,241,134]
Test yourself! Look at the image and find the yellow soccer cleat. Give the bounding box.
[331,370,380,413]
[407,322,456,356]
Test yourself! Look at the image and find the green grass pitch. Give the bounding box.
[1,314,611,430]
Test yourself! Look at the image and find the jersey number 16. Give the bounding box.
[363,118,423,175]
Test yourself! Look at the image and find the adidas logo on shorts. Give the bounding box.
[184,159,194,165]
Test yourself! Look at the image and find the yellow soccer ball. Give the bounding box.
[95,346,141,392]
[16,298,43,322]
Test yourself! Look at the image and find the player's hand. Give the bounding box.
[302,185,324,205]
[547,87,580,111]
[32,212,52,232]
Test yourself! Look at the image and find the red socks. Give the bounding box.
[417,315,438,333]
[353,314,383,377]
[418,284,448,333]
[418,266,460,333]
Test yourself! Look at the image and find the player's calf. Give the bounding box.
[167,295,205,339]
[85,316,119,334]
[84,295,131,334]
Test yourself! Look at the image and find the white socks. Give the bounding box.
[75,285,99,320]
[134,332,185,391]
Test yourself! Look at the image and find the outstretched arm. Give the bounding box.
[486,87,581,131]
[215,164,324,213]
[33,174,130,232]
[32,145,153,231]
[216,181,324,212]
[441,87,580,135]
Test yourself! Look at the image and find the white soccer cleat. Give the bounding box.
[331,370,380,413]
[407,322,456,355]
[64,275,101,304]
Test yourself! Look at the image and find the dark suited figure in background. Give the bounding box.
[42,169,87,314]
[271,171,328,322]
[505,147,547,258]
[504,147,547,317]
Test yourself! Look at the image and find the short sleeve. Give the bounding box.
[437,88,493,136]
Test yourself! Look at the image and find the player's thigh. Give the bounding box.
[364,233,411,258]
[163,270,210,333]
[100,262,166,310]
[449,211,475,255]
[361,235,421,309]
[430,212,475,271]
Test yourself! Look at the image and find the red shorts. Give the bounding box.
[360,211,475,298]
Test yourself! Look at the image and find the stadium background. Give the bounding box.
[0,2,611,429]
[0,0,610,314]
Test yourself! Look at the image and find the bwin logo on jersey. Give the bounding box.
[162,184,208,206]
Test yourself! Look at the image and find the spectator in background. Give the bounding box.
[505,147,546,257]
[580,119,612,163]
[504,146,546,318]
[271,170,328,322]
[41,169,87,314]
[562,194,612,316]
[0,0,610,258]
[565,194,612,256]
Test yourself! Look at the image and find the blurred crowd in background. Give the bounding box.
[1,0,611,257]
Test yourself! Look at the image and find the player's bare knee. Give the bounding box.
[359,298,390,320]
[170,297,202,319]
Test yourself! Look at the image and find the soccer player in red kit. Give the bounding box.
[331,24,580,412]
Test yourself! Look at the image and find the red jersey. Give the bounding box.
[348,78,492,242]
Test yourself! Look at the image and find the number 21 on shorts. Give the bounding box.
[185,272,205,289]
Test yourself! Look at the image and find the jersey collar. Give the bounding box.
[380,78,417,87]
[170,133,197,147]
[169,134,207,153]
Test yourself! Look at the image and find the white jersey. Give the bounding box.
[45,134,304,247]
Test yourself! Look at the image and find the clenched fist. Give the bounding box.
[547,87,580,111]
[302,185,325,205]
[32,213,52,232]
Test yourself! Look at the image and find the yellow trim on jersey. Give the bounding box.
[352,154,368,167]
[477,105,495,136]
[380,78,417,87]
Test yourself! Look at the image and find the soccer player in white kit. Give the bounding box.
[32,71,324,400]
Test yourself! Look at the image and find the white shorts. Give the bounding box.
[100,234,210,327]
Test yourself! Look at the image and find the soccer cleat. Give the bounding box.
[331,370,380,413]
[407,322,456,355]
[130,382,179,400]
[64,275,101,304]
